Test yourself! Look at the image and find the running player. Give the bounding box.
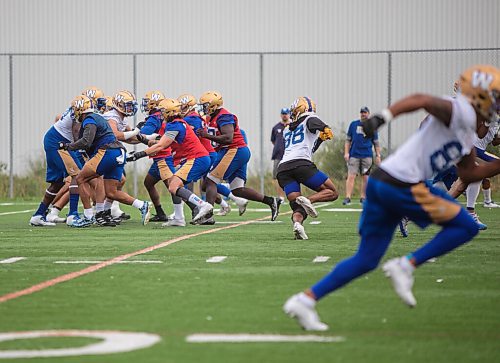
[283,65,500,331]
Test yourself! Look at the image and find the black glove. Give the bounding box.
[136,121,146,129]
[136,133,149,145]
[362,116,384,138]
[58,142,69,150]
[126,150,147,162]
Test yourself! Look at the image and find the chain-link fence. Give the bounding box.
[0,49,498,198]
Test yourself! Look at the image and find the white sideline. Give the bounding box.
[54,260,163,264]
[186,334,345,343]
[206,256,227,263]
[0,257,26,264]
[322,208,362,212]
[0,209,32,216]
[312,256,330,263]
[309,221,322,225]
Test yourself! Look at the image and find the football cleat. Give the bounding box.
[469,211,487,230]
[150,214,168,222]
[140,201,152,226]
[293,222,309,240]
[483,201,500,208]
[235,198,249,216]
[342,197,351,206]
[398,217,409,238]
[71,216,95,228]
[295,196,318,218]
[382,257,417,307]
[283,293,328,331]
[162,218,186,227]
[66,214,78,226]
[216,204,231,216]
[46,211,66,223]
[95,211,116,227]
[270,197,282,221]
[29,215,56,227]
[191,203,214,224]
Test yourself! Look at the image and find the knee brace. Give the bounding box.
[482,178,490,189]
[289,200,307,221]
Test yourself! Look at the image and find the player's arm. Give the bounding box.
[65,123,97,151]
[270,127,276,145]
[72,121,81,142]
[456,149,500,183]
[198,124,234,145]
[363,94,453,137]
[492,132,500,146]
[108,119,140,143]
[127,134,174,161]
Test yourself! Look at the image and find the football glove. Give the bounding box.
[136,134,149,145]
[126,150,147,162]
[58,142,69,150]
[136,121,146,129]
[318,127,333,141]
[362,109,393,138]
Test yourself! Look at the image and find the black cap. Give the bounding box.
[360,106,370,113]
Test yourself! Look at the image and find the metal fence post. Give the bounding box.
[133,54,138,197]
[259,54,264,194]
[9,55,14,199]
[387,52,392,154]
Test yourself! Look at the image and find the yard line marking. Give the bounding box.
[54,260,163,264]
[309,221,322,225]
[206,256,227,263]
[312,256,330,263]
[186,334,345,343]
[0,257,26,264]
[322,208,362,212]
[0,209,32,216]
[214,220,283,224]
[0,213,286,304]
[0,202,39,206]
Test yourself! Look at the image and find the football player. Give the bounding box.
[102,90,140,220]
[276,96,338,239]
[127,98,213,224]
[195,91,281,223]
[61,95,151,227]
[283,65,500,331]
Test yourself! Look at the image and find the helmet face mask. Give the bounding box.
[113,90,138,116]
[141,91,165,115]
[458,65,500,123]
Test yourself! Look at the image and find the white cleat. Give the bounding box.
[382,257,417,307]
[483,201,500,208]
[235,198,248,216]
[29,215,56,227]
[216,204,231,216]
[167,212,176,221]
[66,214,77,226]
[283,293,329,331]
[295,196,318,218]
[191,203,213,224]
[46,212,66,223]
[162,218,186,227]
[293,222,309,240]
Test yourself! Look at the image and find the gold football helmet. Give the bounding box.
[458,65,500,121]
[71,95,95,121]
[199,91,223,116]
[112,90,138,116]
[82,87,106,112]
[141,90,166,115]
[157,98,183,121]
[177,94,197,115]
[290,96,316,121]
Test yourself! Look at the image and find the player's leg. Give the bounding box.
[72,164,100,227]
[47,178,70,223]
[110,174,129,220]
[343,158,358,205]
[359,157,373,203]
[276,169,308,239]
[272,159,285,199]
[465,181,487,229]
[216,182,248,216]
[482,178,499,207]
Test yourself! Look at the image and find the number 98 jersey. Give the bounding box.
[280,113,328,165]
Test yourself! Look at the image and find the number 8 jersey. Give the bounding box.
[380,94,477,183]
[280,112,329,165]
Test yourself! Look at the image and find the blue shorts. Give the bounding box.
[360,177,463,238]
[43,128,82,182]
[148,156,175,181]
[86,148,125,181]
[175,155,211,184]
[209,146,250,183]
[475,147,499,162]
[209,152,218,166]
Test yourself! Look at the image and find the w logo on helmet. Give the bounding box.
[179,95,190,104]
[151,93,162,101]
[75,99,85,108]
[471,71,493,90]
[115,94,125,102]
[86,89,96,98]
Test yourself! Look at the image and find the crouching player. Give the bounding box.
[276,97,339,239]
[127,98,213,224]
[61,95,151,227]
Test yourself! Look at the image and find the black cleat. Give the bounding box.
[120,212,131,220]
[150,214,168,222]
[95,211,117,227]
[270,197,282,221]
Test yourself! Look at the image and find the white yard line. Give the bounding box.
[186,333,345,343]
[0,257,26,264]
[312,256,330,263]
[309,221,322,225]
[322,208,363,212]
[0,209,33,216]
[206,256,227,263]
[214,220,283,224]
[54,260,163,265]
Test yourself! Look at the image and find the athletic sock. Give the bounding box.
[216,183,231,197]
[34,202,49,217]
[466,181,481,209]
[132,199,145,209]
[84,208,94,219]
[69,188,79,216]
[173,203,184,220]
[155,204,166,216]
[483,188,492,203]
[95,202,105,213]
[176,187,205,207]
[262,195,274,206]
[220,199,229,208]
[104,200,113,211]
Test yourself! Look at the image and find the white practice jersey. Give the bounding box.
[103,108,128,132]
[474,117,499,150]
[280,113,321,165]
[380,94,477,183]
[53,108,75,142]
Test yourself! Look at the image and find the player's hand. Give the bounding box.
[136,134,148,145]
[136,121,146,129]
[318,127,333,141]
[362,109,393,138]
[196,128,208,138]
[344,153,349,162]
[58,142,69,150]
[126,150,147,162]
